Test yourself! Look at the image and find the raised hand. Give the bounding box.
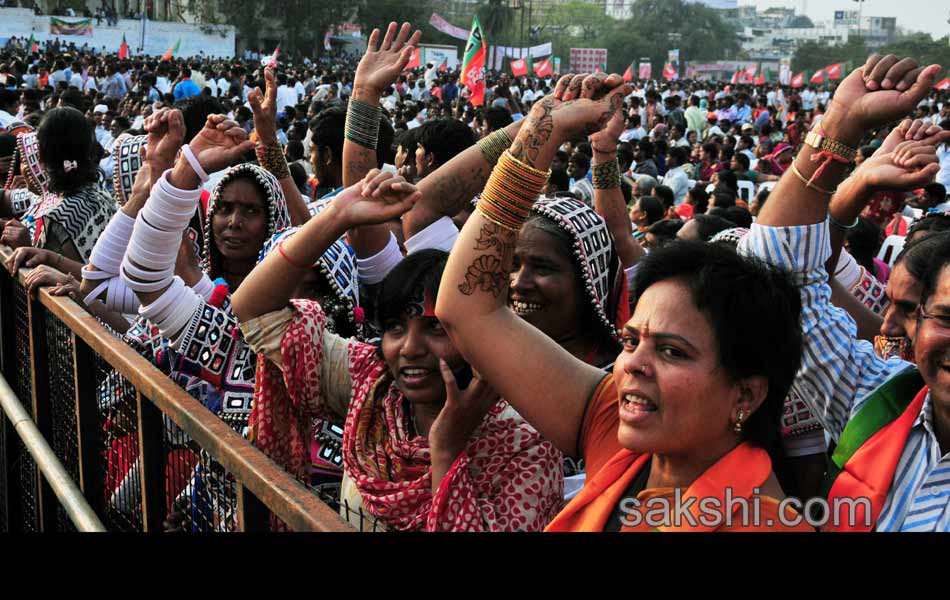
[826,55,942,142]
[332,169,421,228]
[144,107,185,174]
[354,22,421,98]
[511,72,632,167]
[860,135,950,192]
[188,115,256,176]
[879,118,946,156]
[247,68,278,144]
[589,108,624,155]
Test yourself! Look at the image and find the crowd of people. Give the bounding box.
[2,19,950,532]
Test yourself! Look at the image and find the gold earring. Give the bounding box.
[734,410,745,434]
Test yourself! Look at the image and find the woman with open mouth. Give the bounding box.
[437,72,815,531]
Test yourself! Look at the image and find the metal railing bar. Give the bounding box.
[0,372,106,532]
[0,245,353,532]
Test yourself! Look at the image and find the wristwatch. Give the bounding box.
[804,128,857,162]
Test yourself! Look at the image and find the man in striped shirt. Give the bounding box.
[740,53,950,531]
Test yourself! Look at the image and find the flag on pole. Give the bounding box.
[731,71,740,85]
[510,57,528,77]
[935,78,950,91]
[461,16,487,106]
[161,38,181,62]
[404,47,421,71]
[754,67,769,86]
[28,34,38,54]
[825,63,843,80]
[534,58,552,78]
[119,34,129,59]
[623,64,633,83]
[744,64,758,79]
[262,45,280,68]
[810,69,825,84]
[662,63,678,81]
[438,58,449,73]
[791,72,805,88]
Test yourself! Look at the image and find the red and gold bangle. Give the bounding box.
[477,151,550,230]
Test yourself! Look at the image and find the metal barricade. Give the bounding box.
[0,245,353,533]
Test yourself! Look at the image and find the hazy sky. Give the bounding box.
[742,0,950,38]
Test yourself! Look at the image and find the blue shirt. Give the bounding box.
[174,78,202,102]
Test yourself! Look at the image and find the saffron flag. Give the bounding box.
[662,63,678,81]
[404,47,421,71]
[510,58,528,76]
[28,34,38,54]
[744,64,758,78]
[936,78,950,91]
[623,64,633,83]
[730,71,740,85]
[119,34,129,59]
[791,72,805,88]
[534,58,552,78]
[810,69,825,84]
[461,16,487,106]
[826,63,843,80]
[754,67,769,86]
[438,58,449,73]
[161,38,181,62]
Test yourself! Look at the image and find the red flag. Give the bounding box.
[533,58,552,78]
[460,16,487,106]
[510,58,528,77]
[438,58,449,73]
[404,47,421,71]
[754,70,766,86]
[936,78,950,91]
[263,45,280,68]
[810,69,825,84]
[623,64,633,83]
[825,63,843,80]
[662,63,678,81]
[28,34,38,54]
[730,71,739,85]
[119,34,129,59]
[744,64,758,78]
[791,72,805,88]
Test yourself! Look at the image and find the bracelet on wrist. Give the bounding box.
[345,99,382,150]
[477,128,514,166]
[592,158,622,190]
[829,213,860,230]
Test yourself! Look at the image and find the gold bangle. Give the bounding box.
[477,129,514,166]
[790,163,834,196]
[255,142,291,180]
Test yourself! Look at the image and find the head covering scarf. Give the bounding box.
[529,196,628,342]
[111,134,147,207]
[201,163,291,277]
[5,130,48,194]
[766,142,793,175]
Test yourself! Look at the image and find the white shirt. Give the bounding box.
[620,127,647,143]
[801,90,817,111]
[664,165,690,205]
[205,79,218,98]
[156,76,171,95]
[216,77,229,97]
[276,85,298,112]
[937,144,950,190]
[294,81,306,102]
[69,73,83,88]
[0,109,15,129]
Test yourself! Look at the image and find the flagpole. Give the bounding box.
[140,10,146,55]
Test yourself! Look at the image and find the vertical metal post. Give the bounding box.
[73,335,105,519]
[136,393,166,532]
[27,296,56,531]
[236,482,271,532]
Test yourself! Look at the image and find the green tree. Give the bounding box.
[221,0,350,56]
[354,0,434,40]
[792,37,869,73]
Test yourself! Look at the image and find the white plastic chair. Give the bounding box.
[878,235,906,269]
[737,180,756,202]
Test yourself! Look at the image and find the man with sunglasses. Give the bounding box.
[741,54,950,531]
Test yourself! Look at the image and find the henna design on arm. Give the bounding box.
[457,222,517,298]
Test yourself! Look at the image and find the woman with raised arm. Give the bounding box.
[437,73,814,531]
[232,170,564,532]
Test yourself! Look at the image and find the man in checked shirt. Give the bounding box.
[740,53,950,531]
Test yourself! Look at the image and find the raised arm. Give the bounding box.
[232,172,420,323]
[344,22,420,258]
[590,110,644,270]
[248,69,310,227]
[436,73,631,456]
[743,54,941,437]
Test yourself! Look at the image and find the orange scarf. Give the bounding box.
[546,442,773,532]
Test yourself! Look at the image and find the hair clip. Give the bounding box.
[63,160,78,172]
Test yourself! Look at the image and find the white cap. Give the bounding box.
[93,104,108,114]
